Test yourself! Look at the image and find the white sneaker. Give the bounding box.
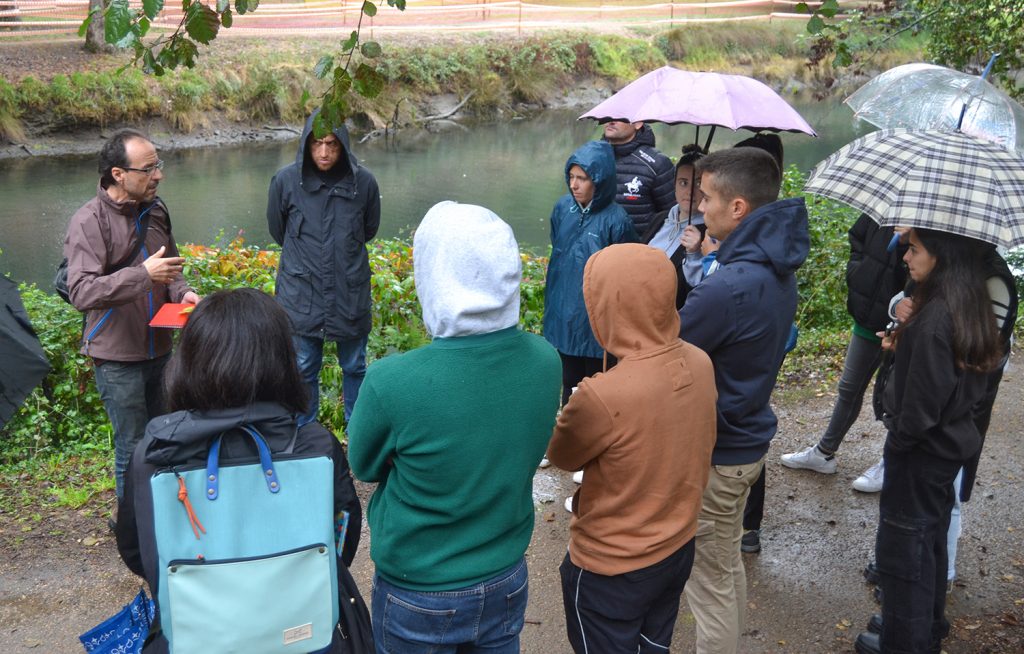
[564,496,573,513]
[852,458,884,493]
[572,470,584,484]
[780,444,837,474]
[538,456,550,468]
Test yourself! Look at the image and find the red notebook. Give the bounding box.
[149,303,194,329]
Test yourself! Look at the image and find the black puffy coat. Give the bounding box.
[605,125,676,235]
[845,213,907,331]
[268,113,381,341]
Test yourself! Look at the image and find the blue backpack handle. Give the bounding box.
[206,425,280,501]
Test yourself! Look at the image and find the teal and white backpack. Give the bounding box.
[150,425,339,653]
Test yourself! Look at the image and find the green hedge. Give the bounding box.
[10,171,1015,465]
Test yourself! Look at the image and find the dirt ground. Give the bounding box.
[2,362,1023,653]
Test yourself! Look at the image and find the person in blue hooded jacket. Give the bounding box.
[678,147,809,654]
[543,140,639,404]
[267,111,381,425]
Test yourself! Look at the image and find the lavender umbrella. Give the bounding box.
[579,66,817,149]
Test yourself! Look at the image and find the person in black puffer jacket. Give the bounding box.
[780,213,907,484]
[602,121,676,235]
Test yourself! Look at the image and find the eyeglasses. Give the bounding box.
[119,160,165,176]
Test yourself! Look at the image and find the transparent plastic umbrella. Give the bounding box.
[845,61,1024,152]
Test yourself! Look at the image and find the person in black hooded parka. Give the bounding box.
[268,111,381,425]
[115,288,364,654]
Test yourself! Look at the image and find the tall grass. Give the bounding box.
[0,27,923,135]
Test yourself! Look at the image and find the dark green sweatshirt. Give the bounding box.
[348,327,561,591]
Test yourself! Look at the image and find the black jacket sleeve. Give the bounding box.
[114,458,146,579]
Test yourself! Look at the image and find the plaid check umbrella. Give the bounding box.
[804,128,1024,249]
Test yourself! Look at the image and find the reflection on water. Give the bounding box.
[0,99,871,287]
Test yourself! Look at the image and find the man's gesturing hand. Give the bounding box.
[143,246,185,284]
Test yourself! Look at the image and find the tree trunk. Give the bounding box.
[0,2,22,25]
[84,0,113,53]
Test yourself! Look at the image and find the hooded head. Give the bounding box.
[583,243,680,358]
[297,109,356,182]
[413,201,522,338]
[564,141,617,214]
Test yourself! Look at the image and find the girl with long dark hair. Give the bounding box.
[857,228,1001,654]
[115,288,364,653]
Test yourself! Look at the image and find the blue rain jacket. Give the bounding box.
[543,141,639,359]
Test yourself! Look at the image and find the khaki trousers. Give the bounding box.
[684,456,766,654]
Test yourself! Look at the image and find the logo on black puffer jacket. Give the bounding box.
[625,176,642,199]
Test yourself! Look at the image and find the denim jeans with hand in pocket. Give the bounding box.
[371,558,528,654]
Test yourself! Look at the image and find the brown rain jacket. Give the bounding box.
[63,184,192,362]
[548,243,717,575]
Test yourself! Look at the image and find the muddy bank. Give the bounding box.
[0,37,866,161]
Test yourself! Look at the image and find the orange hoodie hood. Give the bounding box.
[582,243,680,359]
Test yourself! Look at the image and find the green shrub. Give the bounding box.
[161,70,212,132]
[0,77,23,142]
[0,286,111,464]
[587,35,667,81]
[782,166,857,332]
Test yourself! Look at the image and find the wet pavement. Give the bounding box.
[3,369,1023,652]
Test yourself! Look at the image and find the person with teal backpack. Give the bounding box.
[115,288,368,653]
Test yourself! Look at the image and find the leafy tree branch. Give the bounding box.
[80,0,406,133]
[799,0,1024,99]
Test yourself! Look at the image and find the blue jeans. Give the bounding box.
[93,355,168,499]
[371,558,529,654]
[294,334,367,425]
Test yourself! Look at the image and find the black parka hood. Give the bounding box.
[144,401,299,468]
[297,110,358,187]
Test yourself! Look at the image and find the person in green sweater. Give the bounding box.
[348,200,562,653]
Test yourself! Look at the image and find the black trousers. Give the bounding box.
[742,464,766,531]
[876,446,961,654]
[559,352,614,405]
[559,539,695,654]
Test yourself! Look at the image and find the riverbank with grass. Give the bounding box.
[0,23,924,158]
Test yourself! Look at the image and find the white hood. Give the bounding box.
[413,201,522,338]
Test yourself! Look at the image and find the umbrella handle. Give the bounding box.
[703,126,716,154]
[958,53,1001,129]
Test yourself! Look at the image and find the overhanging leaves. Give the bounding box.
[142,0,164,21]
[353,63,384,98]
[314,55,335,79]
[185,3,220,44]
[104,0,133,45]
[361,41,382,58]
[361,0,377,17]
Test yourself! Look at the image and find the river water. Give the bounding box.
[0,99,871,288]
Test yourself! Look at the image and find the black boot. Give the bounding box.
[867,613,882,635]
[855,631,881,654]
[863,561,880,585]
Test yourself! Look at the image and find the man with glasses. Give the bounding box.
[62,128,199,505]
[268,110,380,424]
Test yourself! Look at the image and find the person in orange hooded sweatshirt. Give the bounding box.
[548,242,718,653]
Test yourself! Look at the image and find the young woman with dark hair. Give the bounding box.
[114,288,364,653]
[162,287,307,414]
[855,228,1002,654]
[642,143,706,310]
